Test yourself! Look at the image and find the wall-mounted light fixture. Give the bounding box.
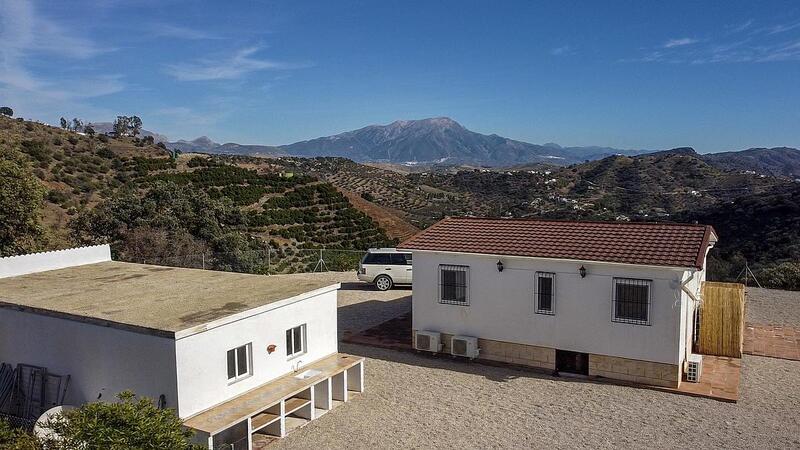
[496,260,504,272]
[579,265,587,278]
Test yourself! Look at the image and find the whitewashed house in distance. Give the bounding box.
[0,245,364,449]
[399,217,717,388]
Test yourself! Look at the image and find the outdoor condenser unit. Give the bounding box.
[450,335,480,359]
[414,331,442,353]
[686,353,703,383]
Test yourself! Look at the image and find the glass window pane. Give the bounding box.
[236,346,248,376]
[293,326,303,353]
[390,254,407,265]
[227,349,236,379]
[286,329,293,356]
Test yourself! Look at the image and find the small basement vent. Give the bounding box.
[415,331,441,353]
[686,354,703,383]
[450,335,479,359]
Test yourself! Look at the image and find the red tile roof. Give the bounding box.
[398,217,717,269]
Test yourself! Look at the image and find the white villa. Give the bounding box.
[399,217,717,388]
[0,245,364,449]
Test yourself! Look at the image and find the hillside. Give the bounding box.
[169,117,643,166]
[0,116,397,273]
[701,147,800,178]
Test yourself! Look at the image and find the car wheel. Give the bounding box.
[374,275,393,291]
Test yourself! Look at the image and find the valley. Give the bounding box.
[2,114,799,289]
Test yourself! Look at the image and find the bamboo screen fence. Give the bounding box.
[696,281,746,358]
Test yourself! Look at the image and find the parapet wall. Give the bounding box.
[0,245,111,279]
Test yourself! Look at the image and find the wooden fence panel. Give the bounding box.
[696,281,745,358]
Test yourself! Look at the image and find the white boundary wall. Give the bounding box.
[0,245,111,278]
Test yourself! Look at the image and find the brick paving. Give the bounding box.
[743,323,800,361]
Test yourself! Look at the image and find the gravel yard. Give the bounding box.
[274,273,800,449]
[745,287,800,325]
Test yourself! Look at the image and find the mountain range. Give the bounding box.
[164,117,800,174]
[168,117,646,166]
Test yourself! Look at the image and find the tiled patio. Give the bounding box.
[658,356,740,402]
[343,312,741,402]
[743,323,800,361]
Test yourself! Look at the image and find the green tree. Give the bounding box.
[0,147,46,256]
[129,115,143,137]
[43,392,201,450]
[0,106,12,117]
[59,117,68,129]
[113,116,130,136]
[84,125,96,137]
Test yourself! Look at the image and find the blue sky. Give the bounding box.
[1,0,799,152]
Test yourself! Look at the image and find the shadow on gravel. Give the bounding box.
[339,281,412,291]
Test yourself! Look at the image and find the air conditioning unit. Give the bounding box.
[414,331,442,353]
[451,335,480,359]
[686,354,703,383]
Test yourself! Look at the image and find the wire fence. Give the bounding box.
[127,248,369,275]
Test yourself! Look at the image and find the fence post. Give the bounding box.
[267,248,271,275]
[201,253,205,270]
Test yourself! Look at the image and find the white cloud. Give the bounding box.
[663,37,698,48]
[550,45,574,56]
[149,23,222,40]
[768,21,800,35]
[163,46,306,81]
[0,1,122,118]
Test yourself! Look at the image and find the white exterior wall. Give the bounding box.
[412,251,694,365]
[175,289,338,418]
[0,309,178,408]
[0,245,111,279]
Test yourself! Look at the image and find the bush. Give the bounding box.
[756,262,800,291]
[45,391,202,449]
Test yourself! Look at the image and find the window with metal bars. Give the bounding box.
[612,278,651,325]
[439,265,469,305]
[534,272,555,314]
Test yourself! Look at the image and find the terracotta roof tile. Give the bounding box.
[398,217,717,269]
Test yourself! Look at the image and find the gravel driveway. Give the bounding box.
[745,287,800,325]
[272,273,800,449]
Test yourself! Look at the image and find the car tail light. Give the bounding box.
[359,267,366,274]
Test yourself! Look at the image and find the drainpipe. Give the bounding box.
[680,270,699,371]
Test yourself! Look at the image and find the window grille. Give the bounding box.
[612,278,651,325]
[534,272,555,314]
[439,265,469,305]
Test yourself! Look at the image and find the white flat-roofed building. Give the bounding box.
[0,245,364,449]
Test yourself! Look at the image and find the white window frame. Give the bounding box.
[286,324,307,359]
[438,264,470,306]
[611,278,652,326]
[534,272,556,315]
[226,343,252,383]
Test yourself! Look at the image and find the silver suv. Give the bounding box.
[357,248,412,291]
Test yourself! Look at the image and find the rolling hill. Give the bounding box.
[701,147,800,178]
[0,116,398,273]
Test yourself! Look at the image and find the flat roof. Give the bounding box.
[0,261,339,338]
